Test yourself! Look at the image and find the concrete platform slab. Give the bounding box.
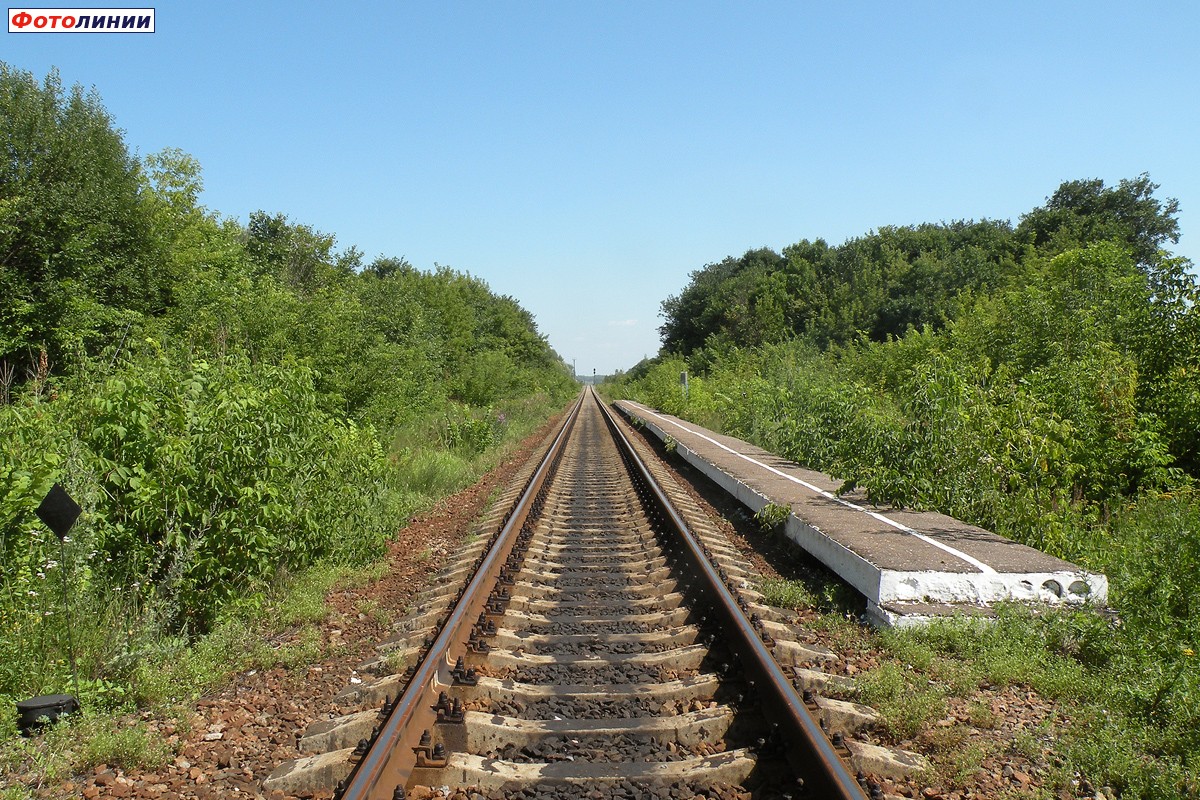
[615,401,1107,620]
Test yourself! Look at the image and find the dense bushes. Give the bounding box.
[608,189,1200,795]
[82,352,405,621]
[0,353,399,692]
[0,62,576,712]
[617,237,1196,551]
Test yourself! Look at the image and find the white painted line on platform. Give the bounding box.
[628,404,997,575]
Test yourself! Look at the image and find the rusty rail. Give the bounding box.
[337,386,867,797]
[337,391,585,800]
[597,392,869,799]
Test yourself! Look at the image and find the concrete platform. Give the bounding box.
[614,400,1108,626]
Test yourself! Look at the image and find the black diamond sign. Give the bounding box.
[35,484,81,540]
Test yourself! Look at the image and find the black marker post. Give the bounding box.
[18,484,84,733]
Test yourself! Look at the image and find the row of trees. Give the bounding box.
[654,175,1197,473]
[659,176,1180,351]
[611,175,1200,796]
[0,63,575,703]
[1,63,568,413]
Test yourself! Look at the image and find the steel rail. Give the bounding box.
[338,391,586,800]
[596,389,869,799]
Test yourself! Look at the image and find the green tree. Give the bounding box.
[659,221,1020,357]
[659,248,788,354]
[0,63,158,369]
[244,211,346,293]
[1017,174,1180,270]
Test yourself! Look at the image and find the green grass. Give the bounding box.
[0,710,172,798]
[854,661,947,739]
[753,502,791,531]
[756,573,862,616]
[397,448,473,498]
[757,513,1200,798]
[245,626,324,672]
[757,577,817,609]
[754,525,1200,798]
[273,563,340,627]
[355,598,391,627]
[391,393,565,503]
[76,719,172,772]
[335,560,389,590]
[852,605,1200,797]
[924,725,993,788]
[748,503,1200,796]
[0,559,343,792]
[1,391,570,796]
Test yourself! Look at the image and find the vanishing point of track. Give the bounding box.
[330,389,869,799]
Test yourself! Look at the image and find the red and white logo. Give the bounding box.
[8,7,155,32]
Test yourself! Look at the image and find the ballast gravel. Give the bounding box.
[484,695,671,720]
[524,620,653,636]
[405,780,785,800]
[531,639,676,655]
[509,663,689,686]
[485,733,708,763]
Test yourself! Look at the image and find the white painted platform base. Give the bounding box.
[615,401,1108,626]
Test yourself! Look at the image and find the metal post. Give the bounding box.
[58,535,79,701]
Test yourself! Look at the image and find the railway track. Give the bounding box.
[269,389,879,799]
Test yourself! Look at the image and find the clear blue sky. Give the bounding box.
[5,1,1199,375]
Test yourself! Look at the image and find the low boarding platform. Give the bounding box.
[614,400,1108,627]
